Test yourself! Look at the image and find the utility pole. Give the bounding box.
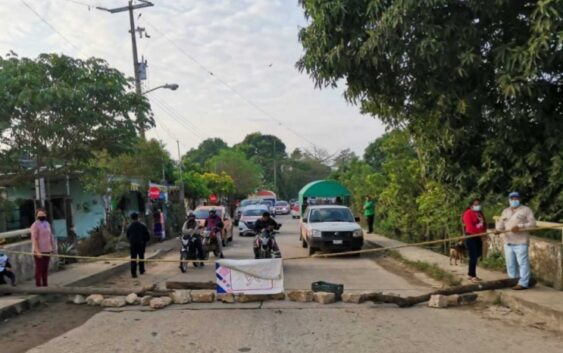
[177,140,185,209]
[273,139,277,193]
[97,0,154,139]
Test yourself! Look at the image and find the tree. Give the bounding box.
[278,152,332,200]
[333,148,358,170]
[208,150,262,197]
[235,132,287,189]
[201,172,235,195]
[298,0,563,220]
[182,138,229,171]
[181,171,210,208]
[0,53,151,182]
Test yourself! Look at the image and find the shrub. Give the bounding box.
[77,225,108,257]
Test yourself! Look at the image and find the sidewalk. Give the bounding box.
[365,233,563,325]
[0,239,175,319]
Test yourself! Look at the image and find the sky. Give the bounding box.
[0,0,386,159]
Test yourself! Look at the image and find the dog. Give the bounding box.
[449,241,466,265]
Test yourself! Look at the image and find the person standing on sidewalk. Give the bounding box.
[495,192,536,290]
[363,196,375,234]
[127,212,150,278]
[31,209,56,287]
[462,198,486,283]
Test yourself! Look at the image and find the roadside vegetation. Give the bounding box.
[388,250,462,287]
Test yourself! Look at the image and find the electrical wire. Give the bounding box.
[143,17,321,149]
[19,0,80,51]
[150,97,207,141]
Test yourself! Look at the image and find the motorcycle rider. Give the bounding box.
[204,208,225,258]
[253,212,281,259]
[181,212,205,267]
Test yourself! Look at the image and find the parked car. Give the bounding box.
[274,200,290,215]
[299,205,363,256]
[238,205,269,236]
[194,206,234,243]
[290,203,300,219]
[259,200,276,216]
[234,199,257,225]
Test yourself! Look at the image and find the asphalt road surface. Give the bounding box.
[27,216,563,353]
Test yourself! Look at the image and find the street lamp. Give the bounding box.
[142,83,179,95]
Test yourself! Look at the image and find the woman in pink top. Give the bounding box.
[31,209,56,287]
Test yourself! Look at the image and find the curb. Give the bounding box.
[365,238,563,327]
[0,247,174,321]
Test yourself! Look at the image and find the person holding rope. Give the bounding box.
[127,212,150,278]
[31,209,57,287]
[462,198,486,282]
[495,192,536,290]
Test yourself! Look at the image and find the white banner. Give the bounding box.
[215,259,284,295]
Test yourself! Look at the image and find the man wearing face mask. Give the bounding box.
[495,192,536,290]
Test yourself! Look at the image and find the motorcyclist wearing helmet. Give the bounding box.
[182,212,205,267]
[204,208,225,258]
[253,212,280,259]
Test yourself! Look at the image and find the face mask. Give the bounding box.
[509,200,520,208]
[472,205,481,212]
[38,216,47,222]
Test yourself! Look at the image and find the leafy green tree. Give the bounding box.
[278,151,332,200]
[181,171,210,208]
[182,138,229,171]
[235,132,286,189]
[0,53,151,182]
[298,0,563,220]
[208,149,262,197]
[201,172,235,196]
[333,148,358,170]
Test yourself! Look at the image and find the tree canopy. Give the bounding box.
[0,53,152,182]
[299,0,563,220]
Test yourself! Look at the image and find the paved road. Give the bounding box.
[27,216,563,353]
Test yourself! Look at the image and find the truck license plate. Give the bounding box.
[333,240,343,245]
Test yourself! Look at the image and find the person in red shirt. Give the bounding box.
[462,198,487,282]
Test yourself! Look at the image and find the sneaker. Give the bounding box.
[512,285,528,290]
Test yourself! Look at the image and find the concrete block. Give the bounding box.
[217,293,235,303]
[150,297,170,309]
[125,293,138,305]
[459,293,478,305]
[69,294,86,305]
[313,292,336,304]
[170,290,191,304]
[428,295,448,308]
[287,290,314,302]
[86,294,104,306]
[342,292,364,304]
[191,290,215,303]
[101,297,127,308]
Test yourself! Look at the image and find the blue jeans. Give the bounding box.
[504,244,530,287]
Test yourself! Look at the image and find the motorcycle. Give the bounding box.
[255,224,282,259]
[202,227,221,259]
[178,229,200,272]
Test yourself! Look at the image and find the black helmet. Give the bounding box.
[262,211,270,218]
[209,208,217,215]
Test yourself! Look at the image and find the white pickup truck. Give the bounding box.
[299,205,364,256]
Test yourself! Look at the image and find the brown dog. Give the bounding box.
[449,241,466,265]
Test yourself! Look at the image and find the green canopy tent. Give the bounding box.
[298,180,352,216]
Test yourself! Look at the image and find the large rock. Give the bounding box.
[287,290,314,303]
[217,293,235,303]
[270,292,286,300]
[342,292,365,304]
[313,292,336,304]
[170,290,191,304]
[69,294,86,305]
[459,293,478,305]
[101,297,127,308]
[140,296,153,306]
[86,294,104,306]
[191,290,216,303]
[150,297,172,309]
[428,294,448,308]
[125,293,139,305]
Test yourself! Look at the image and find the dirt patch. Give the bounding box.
[0,297,101,353]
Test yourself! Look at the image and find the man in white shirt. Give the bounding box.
[495,192,536,290]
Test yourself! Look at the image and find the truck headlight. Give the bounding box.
[312,230,322,238]
[353,230,363,238]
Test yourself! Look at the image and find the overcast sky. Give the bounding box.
[1,0,386,159]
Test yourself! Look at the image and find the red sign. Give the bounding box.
[209,193,218,204]
[149,186,161,200]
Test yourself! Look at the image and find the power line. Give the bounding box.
[143,18,321,149]
[20,0,80,51]
[150,96,207,141]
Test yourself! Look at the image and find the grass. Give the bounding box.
[388,250,462,287]
[479,251,507,272]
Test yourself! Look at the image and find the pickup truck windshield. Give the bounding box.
[308,208,355,223]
